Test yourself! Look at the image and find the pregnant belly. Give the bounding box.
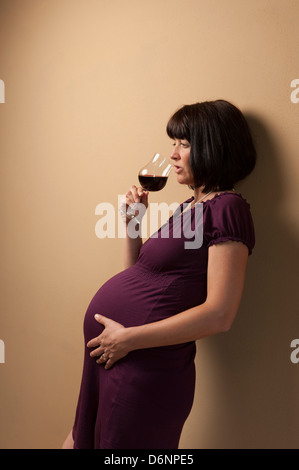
[82,265,185,344]
[82,263,206,351]
[83,274,147,341]
[82,265,197,382]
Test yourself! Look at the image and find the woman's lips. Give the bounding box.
[174,165,183,174]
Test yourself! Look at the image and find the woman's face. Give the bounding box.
[170,138,194,186]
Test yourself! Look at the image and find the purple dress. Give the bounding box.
[72,193,255,449]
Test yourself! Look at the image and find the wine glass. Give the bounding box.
[120,153,173,220]
[138,153,173,191]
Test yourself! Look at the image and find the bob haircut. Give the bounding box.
[166,100,256,192]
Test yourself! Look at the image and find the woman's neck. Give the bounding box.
[193,187,212,203]
[192,187,235,205]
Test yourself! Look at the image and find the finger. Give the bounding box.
[128,185,140,203]
[104,357,113,370]
[96,353,112,366]
[96,353,108,363]
[137,187,149,198]
[140,191,149,207]
[94,314,108,325]
[87,335,102,348]
[125,194,134,206]
[90,346,104,357]
[137,187,144,197]
[95,315,119,328]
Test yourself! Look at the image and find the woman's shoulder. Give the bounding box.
[182,191,250,207]
[202,191,255,254]
[203,191,253,224]
[203,191,250,209]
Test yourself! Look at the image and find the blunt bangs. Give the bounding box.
[166,106,191,141]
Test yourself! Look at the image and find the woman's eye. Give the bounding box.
[172,140,189,148]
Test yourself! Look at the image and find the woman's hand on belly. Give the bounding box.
[87,314,132,370]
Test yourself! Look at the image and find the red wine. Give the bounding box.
[138,175,168,191]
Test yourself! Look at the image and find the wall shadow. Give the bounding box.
[201,113,299,448]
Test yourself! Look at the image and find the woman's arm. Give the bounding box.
[128,240,249,347]
[88,240,249,368]
[123,186,148,269]
[123,230,143,269]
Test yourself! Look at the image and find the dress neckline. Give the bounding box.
[177,192,249,219]
[189,191,246,206]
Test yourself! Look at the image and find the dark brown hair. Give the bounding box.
[166,100,256,192]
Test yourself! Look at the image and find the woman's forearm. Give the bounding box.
[126,242,248,350]
[123,231,143,268]
[126,301,232,351]
[89,301,231,370]
[91,241,248,370]
[122,186,148,269]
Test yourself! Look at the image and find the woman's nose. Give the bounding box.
[170,145,180,160]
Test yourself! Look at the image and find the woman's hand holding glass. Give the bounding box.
[119,153,172,222]
[120,185,149,224]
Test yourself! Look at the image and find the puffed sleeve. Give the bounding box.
[203,193,255,255]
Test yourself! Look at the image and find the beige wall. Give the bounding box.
[0,0,298,449]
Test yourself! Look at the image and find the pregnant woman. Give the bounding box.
[62,99,256,449]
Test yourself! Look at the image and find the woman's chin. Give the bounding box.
[176,175,194,186]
